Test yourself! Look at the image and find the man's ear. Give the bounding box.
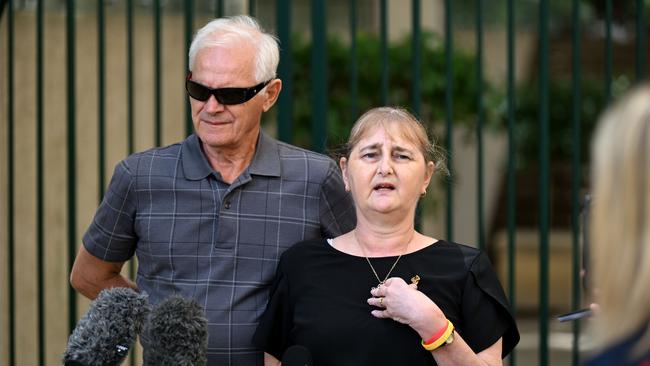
[262,79,282,112]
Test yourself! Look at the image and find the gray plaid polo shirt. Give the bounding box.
[83,132,355,365]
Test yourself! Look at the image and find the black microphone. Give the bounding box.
[142,295,208,366]
[281,345,313,366]
[62,287,149,366]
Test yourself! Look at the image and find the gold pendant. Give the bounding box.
[410,275,420,286]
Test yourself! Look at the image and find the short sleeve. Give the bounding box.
[82,160,138,262]
[460,251,520,357]
[253,261,292,360]
[318,161,355,238]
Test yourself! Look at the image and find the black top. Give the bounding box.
[253,239,520,365]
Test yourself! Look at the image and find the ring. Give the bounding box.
[379,297,384,307]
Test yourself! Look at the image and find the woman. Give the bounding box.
[583,84,650,366]
[254,107,519,365]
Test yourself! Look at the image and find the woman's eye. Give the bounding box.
[395,154,411,160]
[362,152,377,159]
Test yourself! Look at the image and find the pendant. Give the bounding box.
[371,281,386,292]
[411,275,420,286]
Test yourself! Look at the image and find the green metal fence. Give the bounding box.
[1,1,648,365]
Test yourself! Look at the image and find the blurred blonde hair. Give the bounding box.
[345,106,447,175]
[590,83,650,356]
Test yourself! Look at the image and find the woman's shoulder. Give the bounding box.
[278,238,350,278]
[425,240,484,267]
[280,238,330,262]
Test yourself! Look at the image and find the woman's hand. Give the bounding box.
[368,277,447,339]
[368,277,504,365]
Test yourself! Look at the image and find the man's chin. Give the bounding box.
[198,134,234,150]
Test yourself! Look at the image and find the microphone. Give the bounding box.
[142,295,208,366]
[63,287,149,366]
[281,345,313,366]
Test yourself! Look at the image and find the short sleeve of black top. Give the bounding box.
[253,239,520,366]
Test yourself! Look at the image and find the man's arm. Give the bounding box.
[70,245,137,300]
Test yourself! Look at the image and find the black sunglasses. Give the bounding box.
[185,74,271,105]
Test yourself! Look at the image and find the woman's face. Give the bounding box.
[340,125,434,217]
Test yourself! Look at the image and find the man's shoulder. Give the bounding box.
[126,141,184,160]
[120,141,185,173]
[258,138,340,183]
[274,139,334,164]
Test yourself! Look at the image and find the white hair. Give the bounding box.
[188,15,279,82]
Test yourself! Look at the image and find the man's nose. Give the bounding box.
[204,94,225,113]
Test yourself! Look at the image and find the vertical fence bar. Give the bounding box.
[98,0,106,199]
[604,0,612,103]
[538,0,550,364]
[248,0,256,17]
[411,0,422,230]
[66,0,78,335]
[349,0,358,121]
[36,0,46,364]
[276,0,293,143]
[311,0,327,153]
[185,0,194,136]
[215,0,224,18]
[127,0,135,155]
[154,0,162,146]
[475,0,485,251]
[571,1,582,365]
[380,0,389,105]
[411,0,421,117]
[506,1,516,365]
[636,0,646,81]
[6,0,16,364]
[126,3,137,364]
[444,0,454,242]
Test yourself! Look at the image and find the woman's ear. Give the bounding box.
[340,157,350,191]
[423,161,435,191]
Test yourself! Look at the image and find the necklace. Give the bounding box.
[354,231,413,287]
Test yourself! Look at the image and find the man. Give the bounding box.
[70,15,355,365]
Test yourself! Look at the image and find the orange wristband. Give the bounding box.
[421,320,454,351]
[422,320,449,344]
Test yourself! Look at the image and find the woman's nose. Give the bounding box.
[377,157,393,176]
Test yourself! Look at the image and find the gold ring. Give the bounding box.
[379,297,384,306]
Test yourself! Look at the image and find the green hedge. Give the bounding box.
[511,76,633,170]
[283,32,622,171]
[286,32,501,150]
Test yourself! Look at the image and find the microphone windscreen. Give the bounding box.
[281,345,314,366]
[142,295,208,366]
[62,287,149,366]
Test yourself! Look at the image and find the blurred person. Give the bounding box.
[583,84,650,366]
[70,15,355,365]
[254,107,520,365]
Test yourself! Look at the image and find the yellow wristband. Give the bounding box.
[421,320,454,351]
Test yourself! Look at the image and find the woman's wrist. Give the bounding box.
[421,320,450,344]
[411,302,447,340]
[421,320,455,351]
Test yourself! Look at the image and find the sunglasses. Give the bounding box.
[185,73,271,105]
